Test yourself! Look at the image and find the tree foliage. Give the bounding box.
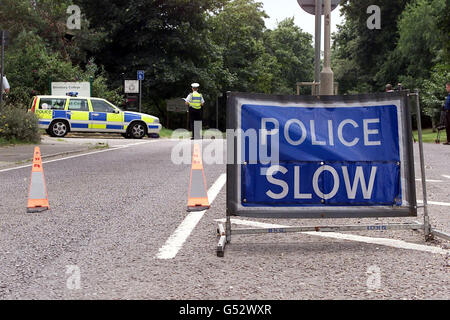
[264,18,314,94]
[1,0,315,129]
[332,0,449,127]
[71,0,314,122]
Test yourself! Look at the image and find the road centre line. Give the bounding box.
[215,218,449,256]
[0,139,167,173]
[442,175,450,179]
[156,173,227,260]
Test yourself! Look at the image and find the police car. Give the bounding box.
[30,95,161,139]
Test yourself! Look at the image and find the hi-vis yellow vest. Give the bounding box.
[189,92,203,109]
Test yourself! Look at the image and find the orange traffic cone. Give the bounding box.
[27,147,50,213]
[187,143,210,211]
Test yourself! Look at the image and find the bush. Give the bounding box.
[5,32,124,106]
[0,104,41,143]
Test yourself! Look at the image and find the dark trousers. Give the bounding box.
[446,110,450,142]
[189,107,202,139]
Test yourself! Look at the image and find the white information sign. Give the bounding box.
[51,82,91,97]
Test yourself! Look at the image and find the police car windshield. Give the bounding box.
[105,100,122,112]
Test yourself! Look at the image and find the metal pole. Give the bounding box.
[413,90,431,239]
[314,0,322,95]
[89,76,93,97]
[319,0,334,95]
[226,214,231,243]
[216,95,219,129]
[49,76,52,95]
[139,79,142,113]
[0,30,5,105]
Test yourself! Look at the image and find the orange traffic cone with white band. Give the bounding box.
[27,147,50,213]
[187,143,210,211]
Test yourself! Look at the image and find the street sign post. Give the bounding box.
[297,0,341,95]
[320,0,334,95]
[0,30,8,105]
[137,70,144,112]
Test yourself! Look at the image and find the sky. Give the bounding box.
[260,0,345,45]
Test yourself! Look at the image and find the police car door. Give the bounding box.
[67,98,90,131]
[89,99,124,132]
[35,97,68,126]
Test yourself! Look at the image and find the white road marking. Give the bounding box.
[156,173,226,260]
[215,218,449,256]
[442,175,450,179]
[417,200,450,207]
[0,140,164,173]
[415,179,444,183]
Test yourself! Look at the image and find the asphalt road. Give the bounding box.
[0,138,448,299]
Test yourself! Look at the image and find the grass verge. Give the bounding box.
[159,127,174,138]
[0,136,39,146]
[413,128,447,143]
[159,127,225,139]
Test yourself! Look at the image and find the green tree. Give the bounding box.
[422,63,450,130]
[3,31,121,106]
[0,0,101,64]
[332,0,412,93]
[4,31,84,104]
[75,0,228,118]
[392,0,446,90]
[208,0,269,92]
[264,18,314,94]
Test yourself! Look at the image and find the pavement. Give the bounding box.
[0,137,448,300]
[0,134,156,169]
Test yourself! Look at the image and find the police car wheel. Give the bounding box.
[50,120,68,137]
[121,132,132,139]
[130,122,146,139]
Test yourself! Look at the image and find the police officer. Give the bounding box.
[185,83,205,139]
[443,81,450,145]
[1,75,10,94]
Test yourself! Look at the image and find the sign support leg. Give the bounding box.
[412,90,432,240]
[217,214,232,257]
[226,214,232,243]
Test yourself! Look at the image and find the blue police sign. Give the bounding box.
[226,92,417,219]
[137,70,145,81]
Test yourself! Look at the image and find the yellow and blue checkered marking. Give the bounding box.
[36,106,159,133]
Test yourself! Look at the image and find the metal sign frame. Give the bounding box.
[216,91,436,257]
